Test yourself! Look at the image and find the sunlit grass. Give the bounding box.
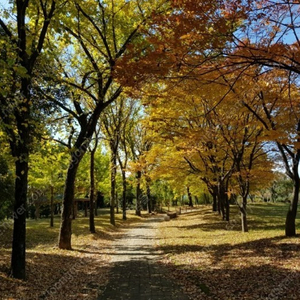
[0,208,144,300]
[0,208,143,252]
[157,202,300,300]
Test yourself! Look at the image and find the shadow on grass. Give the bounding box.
[161,261,300,299]
[0,249,111,300]
[158,234,300,264]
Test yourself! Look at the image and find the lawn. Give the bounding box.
[156,202,300,300]
[0,209,141,300]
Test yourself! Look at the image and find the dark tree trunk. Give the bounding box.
[116,191,119,214]
[146,179,152,213]
[89,149,96,233]
[187,186,193,207]
[218,182,229,221]
[210,187,218,212]
[84,202,88,217]
[121,170,127,220]
[11,152,28,279]
[35,204,40,219]
[136,171,142,216]
[285,165,299,236]
[218,191,225,219]
[50,185,54,227]
[225,194,230,222]
[110,147,117,226]
[58,152,82,250]
[212,193,217,211]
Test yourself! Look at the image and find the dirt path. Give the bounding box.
[97,215,190,300]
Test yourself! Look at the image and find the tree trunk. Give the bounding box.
[95,202,98,216]
[285,173,299,236]
[136,171,142,216]
[58,152,82,250]
[146,179,152,213]
[35,203,40,219]
[84,202,88,217]
[187,186,193,207]
[240,200,248,233]
[225,194,230,222]
[110,148,117,226]
[218,182,229,221]
[11,154,28,279]
[50,185,54,227]
[89,149,96,233]
[218,190,225,219]
[212,192,217,212]
[121,170,127,220]
[116,191,119,214]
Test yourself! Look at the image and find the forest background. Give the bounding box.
[0,0,299,286]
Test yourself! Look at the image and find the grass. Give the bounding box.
[1,203,300,300]
[156,202,300,300]
[0,209,143,300]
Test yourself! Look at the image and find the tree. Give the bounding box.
[0,0,57,279]
[43,0,168,249]
[28,141,67,227]
[102,99,125,226]
[117,98,139,220]
[88,129,101,233]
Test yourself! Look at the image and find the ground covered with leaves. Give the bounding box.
[0,210,141,300]
[157,203,300,300]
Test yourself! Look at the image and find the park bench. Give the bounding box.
[167,211,177,219]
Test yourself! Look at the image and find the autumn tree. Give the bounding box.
[102,98,125,225]
[117,99,139,220]
[42,0,168,249]
[0,0,58,279]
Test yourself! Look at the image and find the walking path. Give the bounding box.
[97,215,190,300]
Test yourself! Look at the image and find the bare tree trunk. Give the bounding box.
[121,170,127,220]
[187,186,193,207]
[11,153,28,279]
[50,185,54,227]
[89,149,96,233]
[240,199,248,233]
[285,162,299,236]
[136,171,142,216]
[116,191,119,214]
[110,148,117,226]
[146,179,152,213]
[212,191,217,212]
[58,151,83,250]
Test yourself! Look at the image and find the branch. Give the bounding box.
[0,18,14,39]
[30,0,56,65]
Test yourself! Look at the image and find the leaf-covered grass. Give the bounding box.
[157,203,300,300]
[0,209,142,300]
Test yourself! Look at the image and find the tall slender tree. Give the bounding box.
[0,0,57,279]
[43,0,168,248]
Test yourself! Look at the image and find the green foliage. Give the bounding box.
[0,155,14,220]
[28,141,68,205]
[76,147,110,198]
[198,192,212,205]
[271,175,293,203]
[151,180,175,206]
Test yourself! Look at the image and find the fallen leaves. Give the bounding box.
[156,205,300,300]
[0,211,141,300]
